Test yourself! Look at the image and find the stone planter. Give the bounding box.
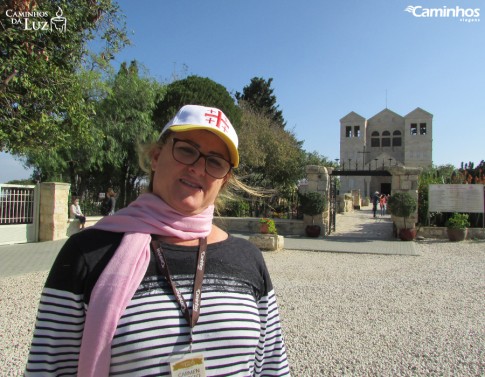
[447,228,467,242]
[248,234,284,251]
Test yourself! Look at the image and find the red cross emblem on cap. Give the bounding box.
[205,109,229,133]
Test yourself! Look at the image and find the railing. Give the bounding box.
[0,184,36,225]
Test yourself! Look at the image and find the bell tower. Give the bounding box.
[340,112,366,194]
[403,108,433,168]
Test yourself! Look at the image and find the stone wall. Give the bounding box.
[417,227,485,240]
[214,217,306,236]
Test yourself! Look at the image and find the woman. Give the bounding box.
[25,105,290,376]
[379,194,387,216]
[101,188,117,216]
[70,197,86,228]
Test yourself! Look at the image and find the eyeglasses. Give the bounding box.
[172,138,232,179]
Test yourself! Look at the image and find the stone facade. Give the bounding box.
[339,107,432,197]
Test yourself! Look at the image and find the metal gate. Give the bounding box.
[328,169,392,234]
[329,175,337,233]
[0,184,40,245]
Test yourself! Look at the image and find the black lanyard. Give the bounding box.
[151,237,208,348]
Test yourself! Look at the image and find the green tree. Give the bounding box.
[235,77,286,128]
[237,103,305,215]
[23,68,109,187]
[0,0,130,154]
[304,151,338,167]
[96,60,165,207]
[24,61,165,209]
[153,75,241,129]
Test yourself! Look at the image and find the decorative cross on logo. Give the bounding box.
[205,109,229,132]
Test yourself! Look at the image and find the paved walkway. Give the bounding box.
[282,206,417,256]
[0,206,416,277]
[0,239,66,277]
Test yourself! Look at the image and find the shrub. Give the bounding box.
[259,218,277,234]
[387,191,417,229]
[299,192,326,225]
[445,213,470,229]
[221,199,250,217]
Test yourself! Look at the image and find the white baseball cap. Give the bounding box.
[159,104,239,168]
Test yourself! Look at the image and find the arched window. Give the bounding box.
[382,131,391,147]
[371,131,380,147]
[392,130,402,146]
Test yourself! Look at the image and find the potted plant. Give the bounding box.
[387,191,417,241]
[299,192,326,237]
[445,213,470,241]
[259,218,277,235]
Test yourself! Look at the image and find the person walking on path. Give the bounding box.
[372,191,379,218]
[379,194,387,216]
[25,105,290,377]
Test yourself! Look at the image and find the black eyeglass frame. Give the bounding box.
[171,138,233,179]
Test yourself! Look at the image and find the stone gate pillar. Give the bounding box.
[388,166,421,232]
[300,165,331,235]
[39,182,71,241]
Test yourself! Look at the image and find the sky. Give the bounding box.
[1,0,484,183]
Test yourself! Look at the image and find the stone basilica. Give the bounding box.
[339,107,433,197]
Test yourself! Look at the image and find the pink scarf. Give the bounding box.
[77,193,213,376]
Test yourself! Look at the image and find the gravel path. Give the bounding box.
[266,240,485,376]
[1,240,484,376]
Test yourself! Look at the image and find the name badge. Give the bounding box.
[170,353,206,377]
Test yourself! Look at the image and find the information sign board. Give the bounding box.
[428,184,484,213]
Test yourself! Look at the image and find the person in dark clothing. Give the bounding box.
[372,191,379,218]
[101,188,116,216]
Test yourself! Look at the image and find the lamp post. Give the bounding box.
[374,158,378,170]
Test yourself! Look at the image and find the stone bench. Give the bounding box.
[66,218,81,237]
[66,216,103,238]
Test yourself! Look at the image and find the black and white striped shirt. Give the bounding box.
[25,229,290,376]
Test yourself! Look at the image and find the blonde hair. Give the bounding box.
[138,131,264,210]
